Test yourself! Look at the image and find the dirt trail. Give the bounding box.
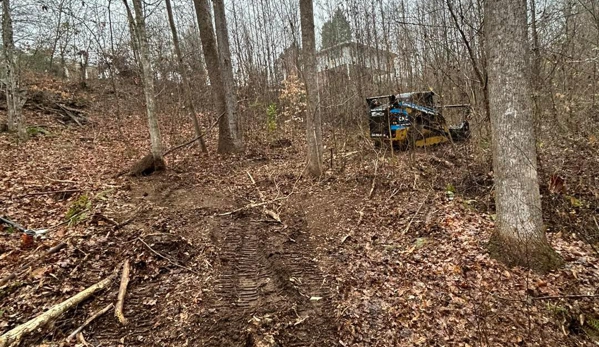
[197,213,336,346]
[117,178,338,346]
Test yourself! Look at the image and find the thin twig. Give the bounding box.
[21,189,81,197]
[0,242,67,287]
[388,188,400,200]
[357,207,365,226]
[137,237,198,274]
[48,178,79,184]
[66,303,113,342]
[114,206,143,230]
[218,197,288,216]
[247,171,265,201]
[496,294,599,301]
[402,193,430,235]
[368,158,379,199]
[0,250,15,261]
[247,171,281,223]
[531,294,599,300]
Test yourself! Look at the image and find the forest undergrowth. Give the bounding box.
[0,78,598,346]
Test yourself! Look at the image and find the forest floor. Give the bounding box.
[1,78,599,346]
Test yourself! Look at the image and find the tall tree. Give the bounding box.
[485,0,561,272]
[300,0,323,176]
[123,0,165,168]
[78,49,89,88]
[529,0,542,127]
[192,0,241,153]
[2,0,26,140]
[165,0,207,152]
[321,8,352,49]
[213,0,241,150]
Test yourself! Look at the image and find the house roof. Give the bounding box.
[317,41,397,59]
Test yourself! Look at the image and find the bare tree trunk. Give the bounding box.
[124,2,140,69]
[78,50,89,88]
[49,0,65,72]
[124,0,164,165]
[2,0,26,141]
[485,0,561,273]
[165,0,207,152]
[530,0,542,129]
[192,0,240,153]
[213,0,242,151]
[300,0,323,176]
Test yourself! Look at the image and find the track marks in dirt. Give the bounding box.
[199,214,336,347]
[217,227,264,309]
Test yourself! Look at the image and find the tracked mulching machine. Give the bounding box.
[366,91,470,149]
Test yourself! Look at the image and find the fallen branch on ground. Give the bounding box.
[246,171,282,223]
[21,189,81,198]
[66,303,114,342]
[114,206,143,230]
[162,112,223,157]
[531,294,599,300]
[115,260,130,325]
[333,150,359,159]
[402,193,429,235]
[264,209,282,223]
[247,171,265,201]
[368,159,379,199]
[218,197,288,216]
[357,208,365,226]
[137,237,198,274]
[0,242,67,287]
[0,250,15,261]
[48,178,79,184]
[496,294,599,302]
[0,274,116,347]
[430,155,455,169]
[33,101,88,126]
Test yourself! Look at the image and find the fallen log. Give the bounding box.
[0,274,116,347]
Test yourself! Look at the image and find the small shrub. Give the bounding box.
[266,103,277,133]
[65,194,91,225]
[26,126,50,137]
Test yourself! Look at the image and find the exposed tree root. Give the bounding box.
[128,153,166,176]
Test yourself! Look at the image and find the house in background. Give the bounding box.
[316,41,397,86]
[276,41,397,85]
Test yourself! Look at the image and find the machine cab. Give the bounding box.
[366,91,437,141]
